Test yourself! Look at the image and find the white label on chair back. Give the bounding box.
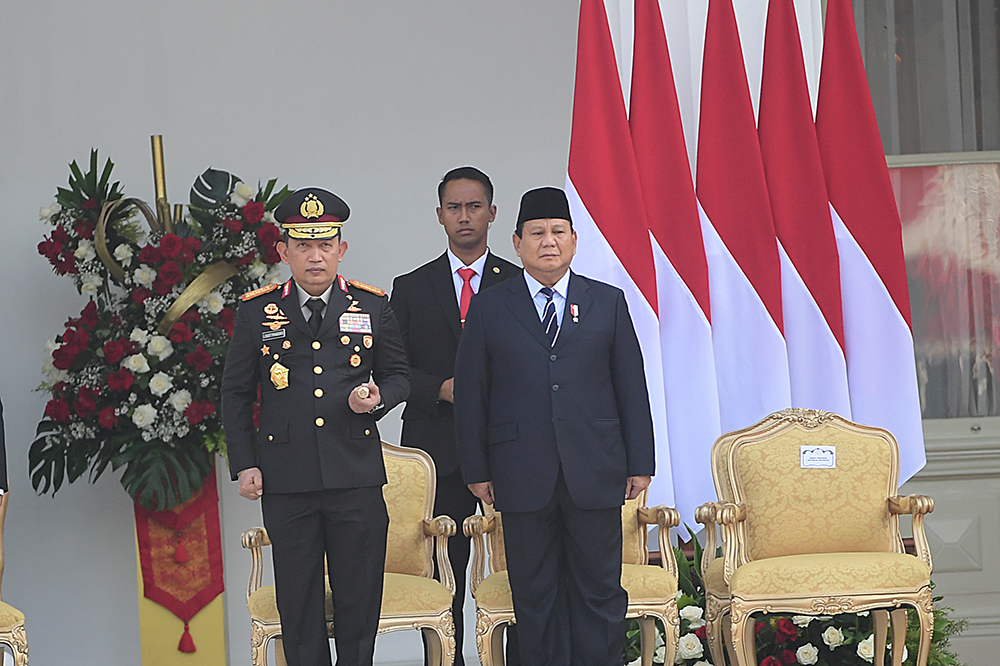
[800,445,836,469]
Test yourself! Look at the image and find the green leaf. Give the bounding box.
[265,185,293,211]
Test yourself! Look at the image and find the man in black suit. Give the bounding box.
[454,187,655,666]
[391,166,519,666]
[223,187,410,666]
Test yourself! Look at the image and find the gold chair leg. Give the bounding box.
[913,602,934,666]
[421,613,457,666]
[705,597,728,666]
[874,609,888,666]
[661,613,679,666]
[723,613,738,666]
[890,608,907,666]
[638,617,655,666]
[731,612,756,666]
[475,609,499,666]
[1,627,28,666]
[423,628,444,666]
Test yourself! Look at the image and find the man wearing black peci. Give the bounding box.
[391,166,520,666]
[223,187,410,666]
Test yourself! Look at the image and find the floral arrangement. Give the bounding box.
[31,150,290,510]
[624,533,966,666]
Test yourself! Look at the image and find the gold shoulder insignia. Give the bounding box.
[347,279,385,296]
[241,283,280,301]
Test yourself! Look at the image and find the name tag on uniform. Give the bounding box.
[339,312,372,334]
[262,329,286,341]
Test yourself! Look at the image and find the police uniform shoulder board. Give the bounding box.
[347,279,385,296]
[241,283,280,301]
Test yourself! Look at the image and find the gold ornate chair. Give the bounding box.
[463,490,681,666]
[242,442,458,666]
[716,408,934,666]
[0,491,27,665]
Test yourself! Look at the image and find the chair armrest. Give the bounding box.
[463,514,496,595]
[694,502,722,581]
[424,516,458,598]
[241,527,271,602]
[889,495,935,574]
[639,505,681,579]
[716,503,748,587]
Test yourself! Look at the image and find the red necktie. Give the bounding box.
[458,268,476,327]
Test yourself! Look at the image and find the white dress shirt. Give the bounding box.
[447,248,490,303]
[523,269,570,327]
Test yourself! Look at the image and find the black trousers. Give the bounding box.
[262,486,389,666]
[424,468,520,666]
[501,473,625,666]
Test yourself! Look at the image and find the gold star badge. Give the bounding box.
[261,344,270,356]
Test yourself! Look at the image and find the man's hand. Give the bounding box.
[625,475,651,500]
[238,467,263,500]
[468,481,494,505]
[438,377,455,403]
[349,381,381,413]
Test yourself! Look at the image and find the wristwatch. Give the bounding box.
[367,401,385,415]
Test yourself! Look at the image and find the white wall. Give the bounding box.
[0,2,580,664]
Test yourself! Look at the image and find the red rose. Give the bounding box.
[138,244,162,264]
[111,313,122,328]
[760,657,781,666]
[776,618,797,641]
[52,344,79,370]
[234,252,255,266]
[122,340,139,355]
[243,201,265,226]
[183,237,201,252]
[177,246,194,264]
[185,400,216,425]
[63,327,89,349]
[98,406,118,429]
[159,233,182,259]
[222,217,243,233]
[781,649,797,664]
[51,225,70,244]
[102,340,126,364]
[755,620,766,635]
[186,345,213,372]
[74,386,98,418]
[38,237,62,260]
[158,260,183,286]
[695,626,706,640]
[170,322,194,343]
[81,198,99,210]
[216,307,235,337]
[257,222,280,247]
[45,398,72,423]
[107,367,134,391]
[132,287,152,305]
[263,244,280,265]
[76,301,99,330]
[180,309,202,324]
[74,218,95,239]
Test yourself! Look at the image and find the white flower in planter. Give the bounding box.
[114,243,133,263]
[887,643,908,663]
[124,353,150,374]
[147,335,173,361]
[822,625,846,649]
[168,389,192,413]
[75,239,96,261]
[130,327,150,345]
[676,633,704,661]
[796,643,819,665]
[133,264,156,288]
[201,290,225,314]
[39,202,61,221]
[149,372,173,396]
[80,273,102,295]
[132,403,158,427]
[856,634,876,663]
[230,181,255,207]
[792,615,814,627]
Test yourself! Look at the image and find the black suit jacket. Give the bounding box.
[454,271,655,512]
[390,251,519,475]
[222,278,411,493]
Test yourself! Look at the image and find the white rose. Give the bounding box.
[230,181,255,207]
[124,353,151,374]
[653,644,664,663]
[148,372,173,397]
[792,615,815,627]
[131,404,158,428]
[626,659,640,666]
[39,202,61,220]
[80,273,102,295]
[676,633,704,661]
[41,356,68,384]
[114,243,133,263]
[856,634,875,662]
[887,643,908,663]
[247,260,267,280]
[679,605,704,622]
[130,327,150,345]
[75,239,96,262]
[692,663,712,666]
[146,335,173,360]
[796,643,819,665]
[45,337,60,354]
[201,291,225,314]
[264,263,287,285]
[857,611,869,617]
[263,210,276,225]
[168,389,192,413]
[133,264,157,288]
[822,626,846,649]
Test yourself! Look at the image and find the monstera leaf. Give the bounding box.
[188,167,241,227]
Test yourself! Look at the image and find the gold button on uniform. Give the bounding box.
[314,366,323,374]
[273,354,279,360]
[268,435,273,441]
[314,388,323,398]
[365,429,371,436]
[354,346,360,352]
[315,417,325,427]
[313,341,321,350]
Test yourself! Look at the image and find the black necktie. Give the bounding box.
[540,287,559,347]
[306,298,324,335]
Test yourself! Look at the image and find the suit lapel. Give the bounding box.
[480,252,515,290]
[504,278,553,350]
[427,253,463,342]
[553,271,591,352]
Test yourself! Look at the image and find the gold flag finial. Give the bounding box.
[150,135,173,233]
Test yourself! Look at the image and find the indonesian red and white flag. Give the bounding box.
[758,0,851,416]
[566,0,673,507]
[817,0,925,480]
[629,0,721,522]
[697,0,792,433]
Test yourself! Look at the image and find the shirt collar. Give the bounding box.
[523,269,571,299]
[447,247,489,276]
[296,281,333,308]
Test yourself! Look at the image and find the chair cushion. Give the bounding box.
[473,564,677,611]
[702,557,728,596]
[730,552,931,599]
[248,572,453,624]
[0,601,24,628]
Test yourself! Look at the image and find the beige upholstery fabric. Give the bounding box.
[702,557,726,597]
[383,449,433,578]
[621,498,645,566]
[0,601,24,627]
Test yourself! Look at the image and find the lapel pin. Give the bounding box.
[570,304,579,322]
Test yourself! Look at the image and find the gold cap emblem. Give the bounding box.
[300,193,325,220]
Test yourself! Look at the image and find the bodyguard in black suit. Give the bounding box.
[223,188,410,666]
[391,167,519,666]
[455,187,655,666]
